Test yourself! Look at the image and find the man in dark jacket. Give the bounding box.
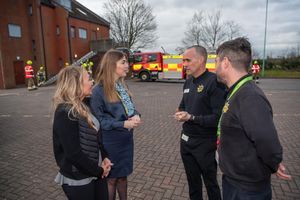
[175,45,225,200]
[215,37,291,200]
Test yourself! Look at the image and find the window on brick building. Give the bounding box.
[28,4,33,16]
[32,40,36,51]
[8,24,21,38]
[56,26,60,36]
[58,58,63,68]
[78,28,87,39]
[71,26,75,38]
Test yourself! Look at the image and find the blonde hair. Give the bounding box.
[53,65,95,129]
[94,49,131,102]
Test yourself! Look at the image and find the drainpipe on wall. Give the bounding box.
[0,34,6,88]
[67,17,72,64]
[39,4,47,78]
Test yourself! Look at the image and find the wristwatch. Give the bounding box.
[189,114,195,121]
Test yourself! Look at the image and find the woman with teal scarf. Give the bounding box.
[91,50,141,200]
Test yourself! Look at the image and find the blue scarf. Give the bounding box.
[115,82,135,117]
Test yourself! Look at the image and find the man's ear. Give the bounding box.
[223,57,230,70]
[199,55,205,65]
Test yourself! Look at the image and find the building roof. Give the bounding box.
[40,0,55,8]
[41,0,110,27]
[69,0,110,27]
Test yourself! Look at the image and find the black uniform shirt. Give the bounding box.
[178,70,226,137]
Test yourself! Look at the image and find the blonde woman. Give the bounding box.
[52,66,112,200]
[91,50,141,200]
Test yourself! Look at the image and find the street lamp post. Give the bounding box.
[262,0,269,77]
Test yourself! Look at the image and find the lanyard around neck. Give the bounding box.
[217,76,253,137]
[116,92,129,116]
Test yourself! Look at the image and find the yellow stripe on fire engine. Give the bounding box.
[149,63,162,70]
[206,63,216,69]
[133,64,142,71]
[163,64,182,72]
[208,54,216,58]
[163,55,183,59]
[167,64,178,69]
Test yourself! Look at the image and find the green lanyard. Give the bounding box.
[217,76,253,137]
[117,93,129,117]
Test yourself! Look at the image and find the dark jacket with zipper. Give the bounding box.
[178,70,226,138]
[218,75,283,192]
[53,102,108,180]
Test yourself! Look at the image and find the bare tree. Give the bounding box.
[252,49,260,59]
[104,0,158,49]
[182,11,204,47]
[182,10,242,50]
[225,20,241,40]
[286,47,297,58]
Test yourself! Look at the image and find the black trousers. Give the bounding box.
[222,175,272,200]
[180,136,221,200]
[62,178,108,200]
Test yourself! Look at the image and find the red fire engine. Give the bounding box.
[131,52,216,81]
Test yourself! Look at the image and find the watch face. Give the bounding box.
[190,115,194,121]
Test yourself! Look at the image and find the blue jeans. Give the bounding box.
[222,175,272,200]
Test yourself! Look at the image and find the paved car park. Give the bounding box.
[0,78,299,200]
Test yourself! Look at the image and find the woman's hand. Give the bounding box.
[101,158,113,178]
[124,115,141,129]
[130,114,141,122]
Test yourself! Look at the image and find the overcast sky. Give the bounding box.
[77,0,300,57]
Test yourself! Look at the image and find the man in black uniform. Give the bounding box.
[215,37,291,200]
[175,45,225,200]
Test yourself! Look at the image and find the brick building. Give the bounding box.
[0,0,110,89]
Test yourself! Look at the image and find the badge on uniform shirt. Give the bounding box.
[184,89,190,93]
[197,84,204,93]
[223,102,229,113]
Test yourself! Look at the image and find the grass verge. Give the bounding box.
[262,70,300,78]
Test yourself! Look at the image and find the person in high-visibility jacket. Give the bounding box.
[88,61,94,76]
[36,66,46,86]
[81,62,94,82]
[252,60,260,83]
[24,60,37,90]
[81,62,88,70]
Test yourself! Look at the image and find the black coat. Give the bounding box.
[53,103,108,180]
[218,75,283,192]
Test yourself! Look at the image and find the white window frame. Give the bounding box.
[78,28,87,39]
[70,26,76,38]
[56,25,60,36]
[8,24,21,38]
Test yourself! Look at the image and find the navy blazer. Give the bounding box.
[90,84,139,131]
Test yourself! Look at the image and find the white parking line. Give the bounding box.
[0,114,52,118]
[0,114,11,117]
[0,93,19,97]
[274,113,300,117]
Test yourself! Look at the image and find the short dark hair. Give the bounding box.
[187,45,207,63]
[216,37,252,72]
